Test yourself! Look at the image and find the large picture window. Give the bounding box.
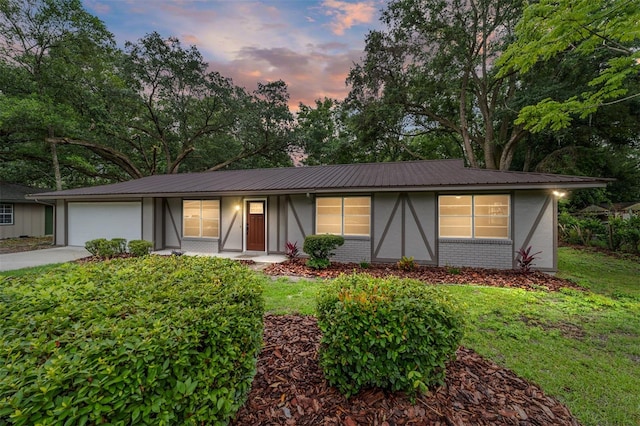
[316,196,370,237]
[0,204,13,225]
[439,195,509,239]
[183,200,219,238]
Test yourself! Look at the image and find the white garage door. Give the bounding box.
[68,202,142,246]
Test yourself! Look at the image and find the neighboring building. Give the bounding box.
[578,202,640,219]
[28,160,611,271]
[0,183,54,239]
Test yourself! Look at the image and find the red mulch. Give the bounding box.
[233,315,580,425]
[263,258,583,292]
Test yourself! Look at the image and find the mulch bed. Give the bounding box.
[233,315,580,425]
[263,258,583,292]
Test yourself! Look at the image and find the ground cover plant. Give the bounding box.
[0,256,265,425]
[260,247,640,425]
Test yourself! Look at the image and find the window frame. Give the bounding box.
[316,196,371,237]
[438,194,510,240]
[0,203,14,225]
[182,199,220,239]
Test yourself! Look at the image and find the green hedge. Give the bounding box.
[0,256,264,425]
[303,234,345,269]
[316,274,464,398]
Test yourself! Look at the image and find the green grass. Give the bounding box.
[262,248,640,425]
[0,263,63,277]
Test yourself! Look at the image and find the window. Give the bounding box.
[316,196,370,236]
[183,200,219,238]
[439,195,509,239]
[0,204,13,225]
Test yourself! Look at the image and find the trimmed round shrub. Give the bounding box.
[0,256,264,425]
[303,234,345,269]
[128,239,153,256]
[316,274,465,398]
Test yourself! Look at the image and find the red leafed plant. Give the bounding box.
[517,246,542,273]
[285,241,299,260]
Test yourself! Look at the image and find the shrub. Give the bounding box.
[517,246,542,273]
[0,256,265,425]
[285,241,299,260]
[111,238,128,255]
[84,237,109,257]
[303,234,344,269]
[316,274,465,398]
[128,239,153,257]
[84,238,126,258]
[397,255,416,271]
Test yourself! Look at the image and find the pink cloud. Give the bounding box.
[321,0,377,35]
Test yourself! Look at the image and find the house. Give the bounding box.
[27,159,611,271]
[578,202,640,220]
[0,183,54,239]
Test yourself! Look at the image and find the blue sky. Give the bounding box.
[81,0,384,109]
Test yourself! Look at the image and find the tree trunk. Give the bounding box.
[49,127,62,191]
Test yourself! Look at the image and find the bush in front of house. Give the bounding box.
[0,256,264,425]
[128,239,153,256]
[316,274,465,398]
[303,234,345,269]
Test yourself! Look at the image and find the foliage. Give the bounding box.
[302,234,344,269]
[559,213,640,254]
[498,0,640,132]
[346,0,526,170]
[128,239,153,257]
[285,241,299,260]
[396,255,416,271]
[0,256,264,425]
[316,274,464,398]
[84,238,115,258]
[516,246,542,273]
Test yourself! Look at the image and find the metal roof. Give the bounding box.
[26,159,612,200]
[1,183,52,203]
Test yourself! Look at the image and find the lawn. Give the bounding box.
[262,247,640,426]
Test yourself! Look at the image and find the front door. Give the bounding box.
[246,201,265,251]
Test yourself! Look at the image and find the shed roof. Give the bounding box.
[27,159,612,200]
[1,183,52,203]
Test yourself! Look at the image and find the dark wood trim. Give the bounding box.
[401,193,406,257]
[374,194,402,258]
[515,194,551,262]
[406,194,435,260]
[164,198,181,248]
[287,195,307,239]
[221,205,239,250]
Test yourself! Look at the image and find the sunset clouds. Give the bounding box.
[81,0,382,109]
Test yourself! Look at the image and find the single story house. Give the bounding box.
[1,183,54,239]
[578,202,640,220]
[27,159,610,271]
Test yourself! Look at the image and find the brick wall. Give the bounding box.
[331,238,371,263]
[438,239,513,269]
[181,239,219,254]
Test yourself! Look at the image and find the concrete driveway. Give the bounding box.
[0,246,90,272]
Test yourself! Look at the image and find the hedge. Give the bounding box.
[0,256,264,425]
[316,274,465,398]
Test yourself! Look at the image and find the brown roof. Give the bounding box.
[27,159,612,200]
[1,183,53,203]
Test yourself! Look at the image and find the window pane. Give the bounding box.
[317,198,343,235]
[439,216,472,238]
[202,200,219,238]
[474,195,509,239]
[0,203,12,224]
[344,197,370,236]
[439,196,472,238]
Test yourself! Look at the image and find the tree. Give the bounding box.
[498,0,640,132]
[0,0,117,189]
[347,0,526,170]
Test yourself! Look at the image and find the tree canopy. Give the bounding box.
[498,0,640,132]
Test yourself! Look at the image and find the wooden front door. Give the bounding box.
[246,201,265,251]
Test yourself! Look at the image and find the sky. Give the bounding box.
[81,0,384,110]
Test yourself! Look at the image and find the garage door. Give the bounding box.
[68,202,142,246]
